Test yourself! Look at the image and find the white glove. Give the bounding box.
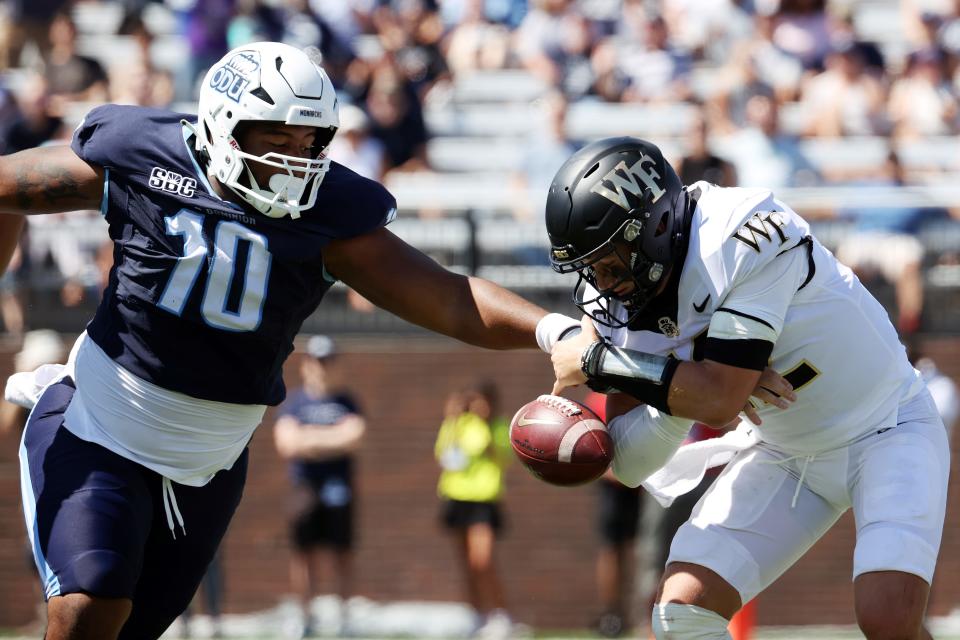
[535,313,581,354]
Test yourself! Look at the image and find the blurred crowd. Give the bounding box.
[2,0,960,335]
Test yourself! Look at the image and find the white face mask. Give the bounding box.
[233,148,332,219]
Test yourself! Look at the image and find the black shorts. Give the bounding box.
[598,480,643,545]
[291,501,353,551]
[441,499,503,534]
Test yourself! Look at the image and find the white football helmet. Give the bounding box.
[195,42,340,219]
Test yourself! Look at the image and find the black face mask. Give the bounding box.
[563,234,666,329]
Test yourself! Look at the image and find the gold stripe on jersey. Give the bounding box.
[709,309,779,343]
[780,359,821,393]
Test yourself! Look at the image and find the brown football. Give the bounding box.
[509,394,612,486]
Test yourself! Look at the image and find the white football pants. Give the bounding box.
[666,389,949,604]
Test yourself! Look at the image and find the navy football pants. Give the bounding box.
[19,378,247,639]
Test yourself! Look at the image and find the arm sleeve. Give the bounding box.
[705,243,810,370]
[607,404,693,488]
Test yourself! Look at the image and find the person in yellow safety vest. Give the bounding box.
[435,382,515,639]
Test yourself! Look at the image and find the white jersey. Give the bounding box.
[595,182,923,454]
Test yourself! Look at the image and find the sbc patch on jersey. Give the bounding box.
[148,167,197,198]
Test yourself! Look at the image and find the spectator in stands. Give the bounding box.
[174,0,234,101]
[588,37,631,102]
[226,0,279,49]
[509,90,580,223]
[0,73,66,155]
[934,6,960,75]
[827,7,886,77]
[618,12,693,104]
[327,103,387,182]
[442,0,512,76]
[799,38,888,137]
[278,0,354,88]
[902,0,948,49]
[677,111,738,187]
[712,12,803,120]
[365,60,430,173]
[771,0,832,71]
[833,150,930,335]
[310,0,376,44]
[661,0,753,65]
[513,0,595,95]
[274,336,365,638]
[717,93,820,188]
[43,12,109,107]
[888,47,960,139]
[109,14,175,108]
[0,0,66,70]
[375,1,450,102]
[435,383,515,639]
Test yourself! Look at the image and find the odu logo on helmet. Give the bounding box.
[209,52,260,103]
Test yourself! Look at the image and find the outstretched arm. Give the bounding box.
[0,145,104,275]
[0,145,104,215]
[324,227,547,349]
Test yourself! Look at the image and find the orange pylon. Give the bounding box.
[729,599,757,640]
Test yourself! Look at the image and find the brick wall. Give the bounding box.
[1,335,959,629]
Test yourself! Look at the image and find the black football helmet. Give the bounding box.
[546,137,688,328]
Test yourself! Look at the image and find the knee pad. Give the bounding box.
[652,603,732,639]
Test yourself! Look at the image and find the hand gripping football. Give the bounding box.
[509,394,612,486]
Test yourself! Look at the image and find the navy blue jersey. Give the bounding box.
[280,389,358,489]
[71,105,395,405]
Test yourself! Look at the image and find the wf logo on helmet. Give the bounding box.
[590,155,665,211]
[209,52,261,103]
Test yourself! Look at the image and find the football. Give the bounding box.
[509,394,612,486]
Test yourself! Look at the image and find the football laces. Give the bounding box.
[536,394,583,417]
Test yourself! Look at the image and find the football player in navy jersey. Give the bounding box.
[0,42,587,640]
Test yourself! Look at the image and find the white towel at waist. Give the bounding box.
[641,421,760,507]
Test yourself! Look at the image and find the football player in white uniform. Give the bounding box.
[546,137,948,639]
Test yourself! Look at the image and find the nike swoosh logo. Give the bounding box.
[516,415,561,427]
[693,294,711,313]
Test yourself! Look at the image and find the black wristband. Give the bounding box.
[581,340,606,378]
[579,341,680,414]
